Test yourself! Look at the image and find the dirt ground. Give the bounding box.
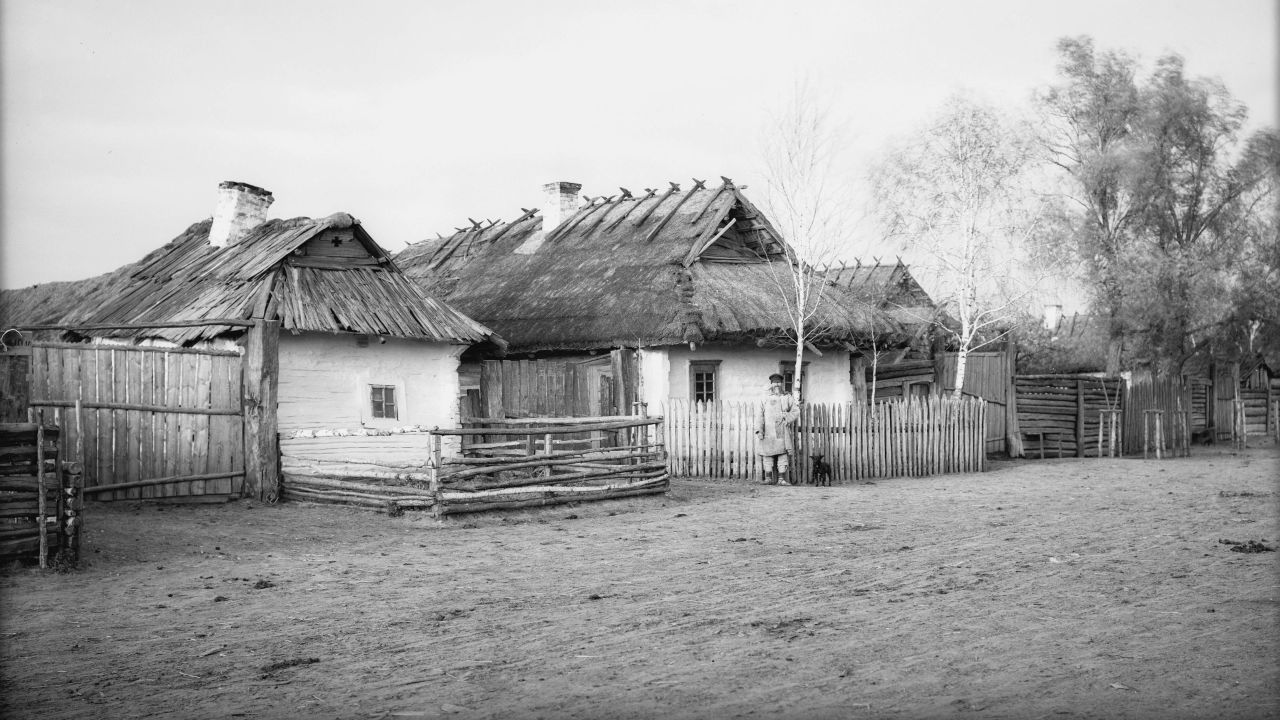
[2,444,1278,720]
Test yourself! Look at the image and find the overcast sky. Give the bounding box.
[1,0,1275,289]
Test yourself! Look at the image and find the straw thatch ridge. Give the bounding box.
[396,179,933,353]
[5,213,496,346]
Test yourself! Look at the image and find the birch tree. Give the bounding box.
[871,94,1042,396]
[756,81,857,402]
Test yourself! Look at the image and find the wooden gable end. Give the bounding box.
[684,197,787,267]
[287,228,388,270]
[887,266,934,307]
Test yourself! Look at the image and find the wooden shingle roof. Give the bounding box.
[11,212,495,346]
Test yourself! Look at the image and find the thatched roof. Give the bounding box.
[397,179,935,353]
[826,260,941,332]
[4,213,495,346]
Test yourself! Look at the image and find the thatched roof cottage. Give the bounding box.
[5,181,497,435]
[395,179,937,416]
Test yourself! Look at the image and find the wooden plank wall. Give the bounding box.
[26,343,245,500]
[1,351,31,423]
[663,397,986,482]
[478,351,640,419]
[1016,375,1124,458]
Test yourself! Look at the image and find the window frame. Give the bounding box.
[369,384,399,420]
[688,360,722,403]
[779,360,810,395]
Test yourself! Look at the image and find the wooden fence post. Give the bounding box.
[241,319,279,501]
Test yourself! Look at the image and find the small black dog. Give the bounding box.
[811,454,832,486]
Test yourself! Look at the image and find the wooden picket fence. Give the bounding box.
[663,397,987,483]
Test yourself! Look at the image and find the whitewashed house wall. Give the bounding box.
[660,345,854,404]
[277,333,466,434]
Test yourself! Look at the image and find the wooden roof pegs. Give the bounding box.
[546,196,607,242]
[484,206,541,246]
[578,195,622,237]
[643,184,698,243]
[689,177,731,225]
[604,187,656,232]
[632,182,680,227]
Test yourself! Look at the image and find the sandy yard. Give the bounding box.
[2,444,1278,720]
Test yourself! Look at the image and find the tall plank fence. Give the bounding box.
[1123,375,1192,455]
[24,342,245,500]
[664,397,986,482]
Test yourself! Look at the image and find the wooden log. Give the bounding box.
[448,464,668,492]
[445,444,662,466]
[0,475,63,493]
[0,522,46,539]
[281,487,394,510]
[0,499,45,517]
[82,471,244,495]
[282,480,434,504]
[438,477,669,515]
[281,463,433,483]
[36,416,47,568]
[439,451,663,482]
[241,319,280,501]
[0,535,44,556]
[0,424,59,445]
[430,417,662,436]
[447,460,667,488]
[281,473,434,496]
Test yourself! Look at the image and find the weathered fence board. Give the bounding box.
[24,342,245,499]
[663,397,986,483]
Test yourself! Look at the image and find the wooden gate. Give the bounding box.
[936,345,1017,455]
[24,342,245,500]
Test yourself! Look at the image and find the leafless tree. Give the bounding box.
[756,80,858,402]
[871,94,1049,396]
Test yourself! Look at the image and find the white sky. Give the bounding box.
[1,0,1275,289]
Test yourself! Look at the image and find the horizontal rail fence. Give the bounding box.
[26,342,245,500]
[664,397,987,482]
[1,418,82,567]
[1015,375,1124,458]
[279,415,668,515]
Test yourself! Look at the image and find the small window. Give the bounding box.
[689,361,721,403]
[779,361,809,395]
[370,385,398,419]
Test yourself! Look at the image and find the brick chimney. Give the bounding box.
[209,181,274,247]
[541,181,582,233]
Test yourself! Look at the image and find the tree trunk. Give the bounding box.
[951,347,968,399]
[793,327,805,402]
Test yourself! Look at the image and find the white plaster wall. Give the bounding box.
[664,344,854,403]
[276,333,466,434]
[638,348,671,410]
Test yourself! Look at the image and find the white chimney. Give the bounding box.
[1043,303,1063,332]
[209,181,274,247]
[541,181,582,233]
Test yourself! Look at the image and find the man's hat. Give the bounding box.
[768,373,784,383]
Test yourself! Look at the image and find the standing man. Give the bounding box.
[756,372,800,485]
